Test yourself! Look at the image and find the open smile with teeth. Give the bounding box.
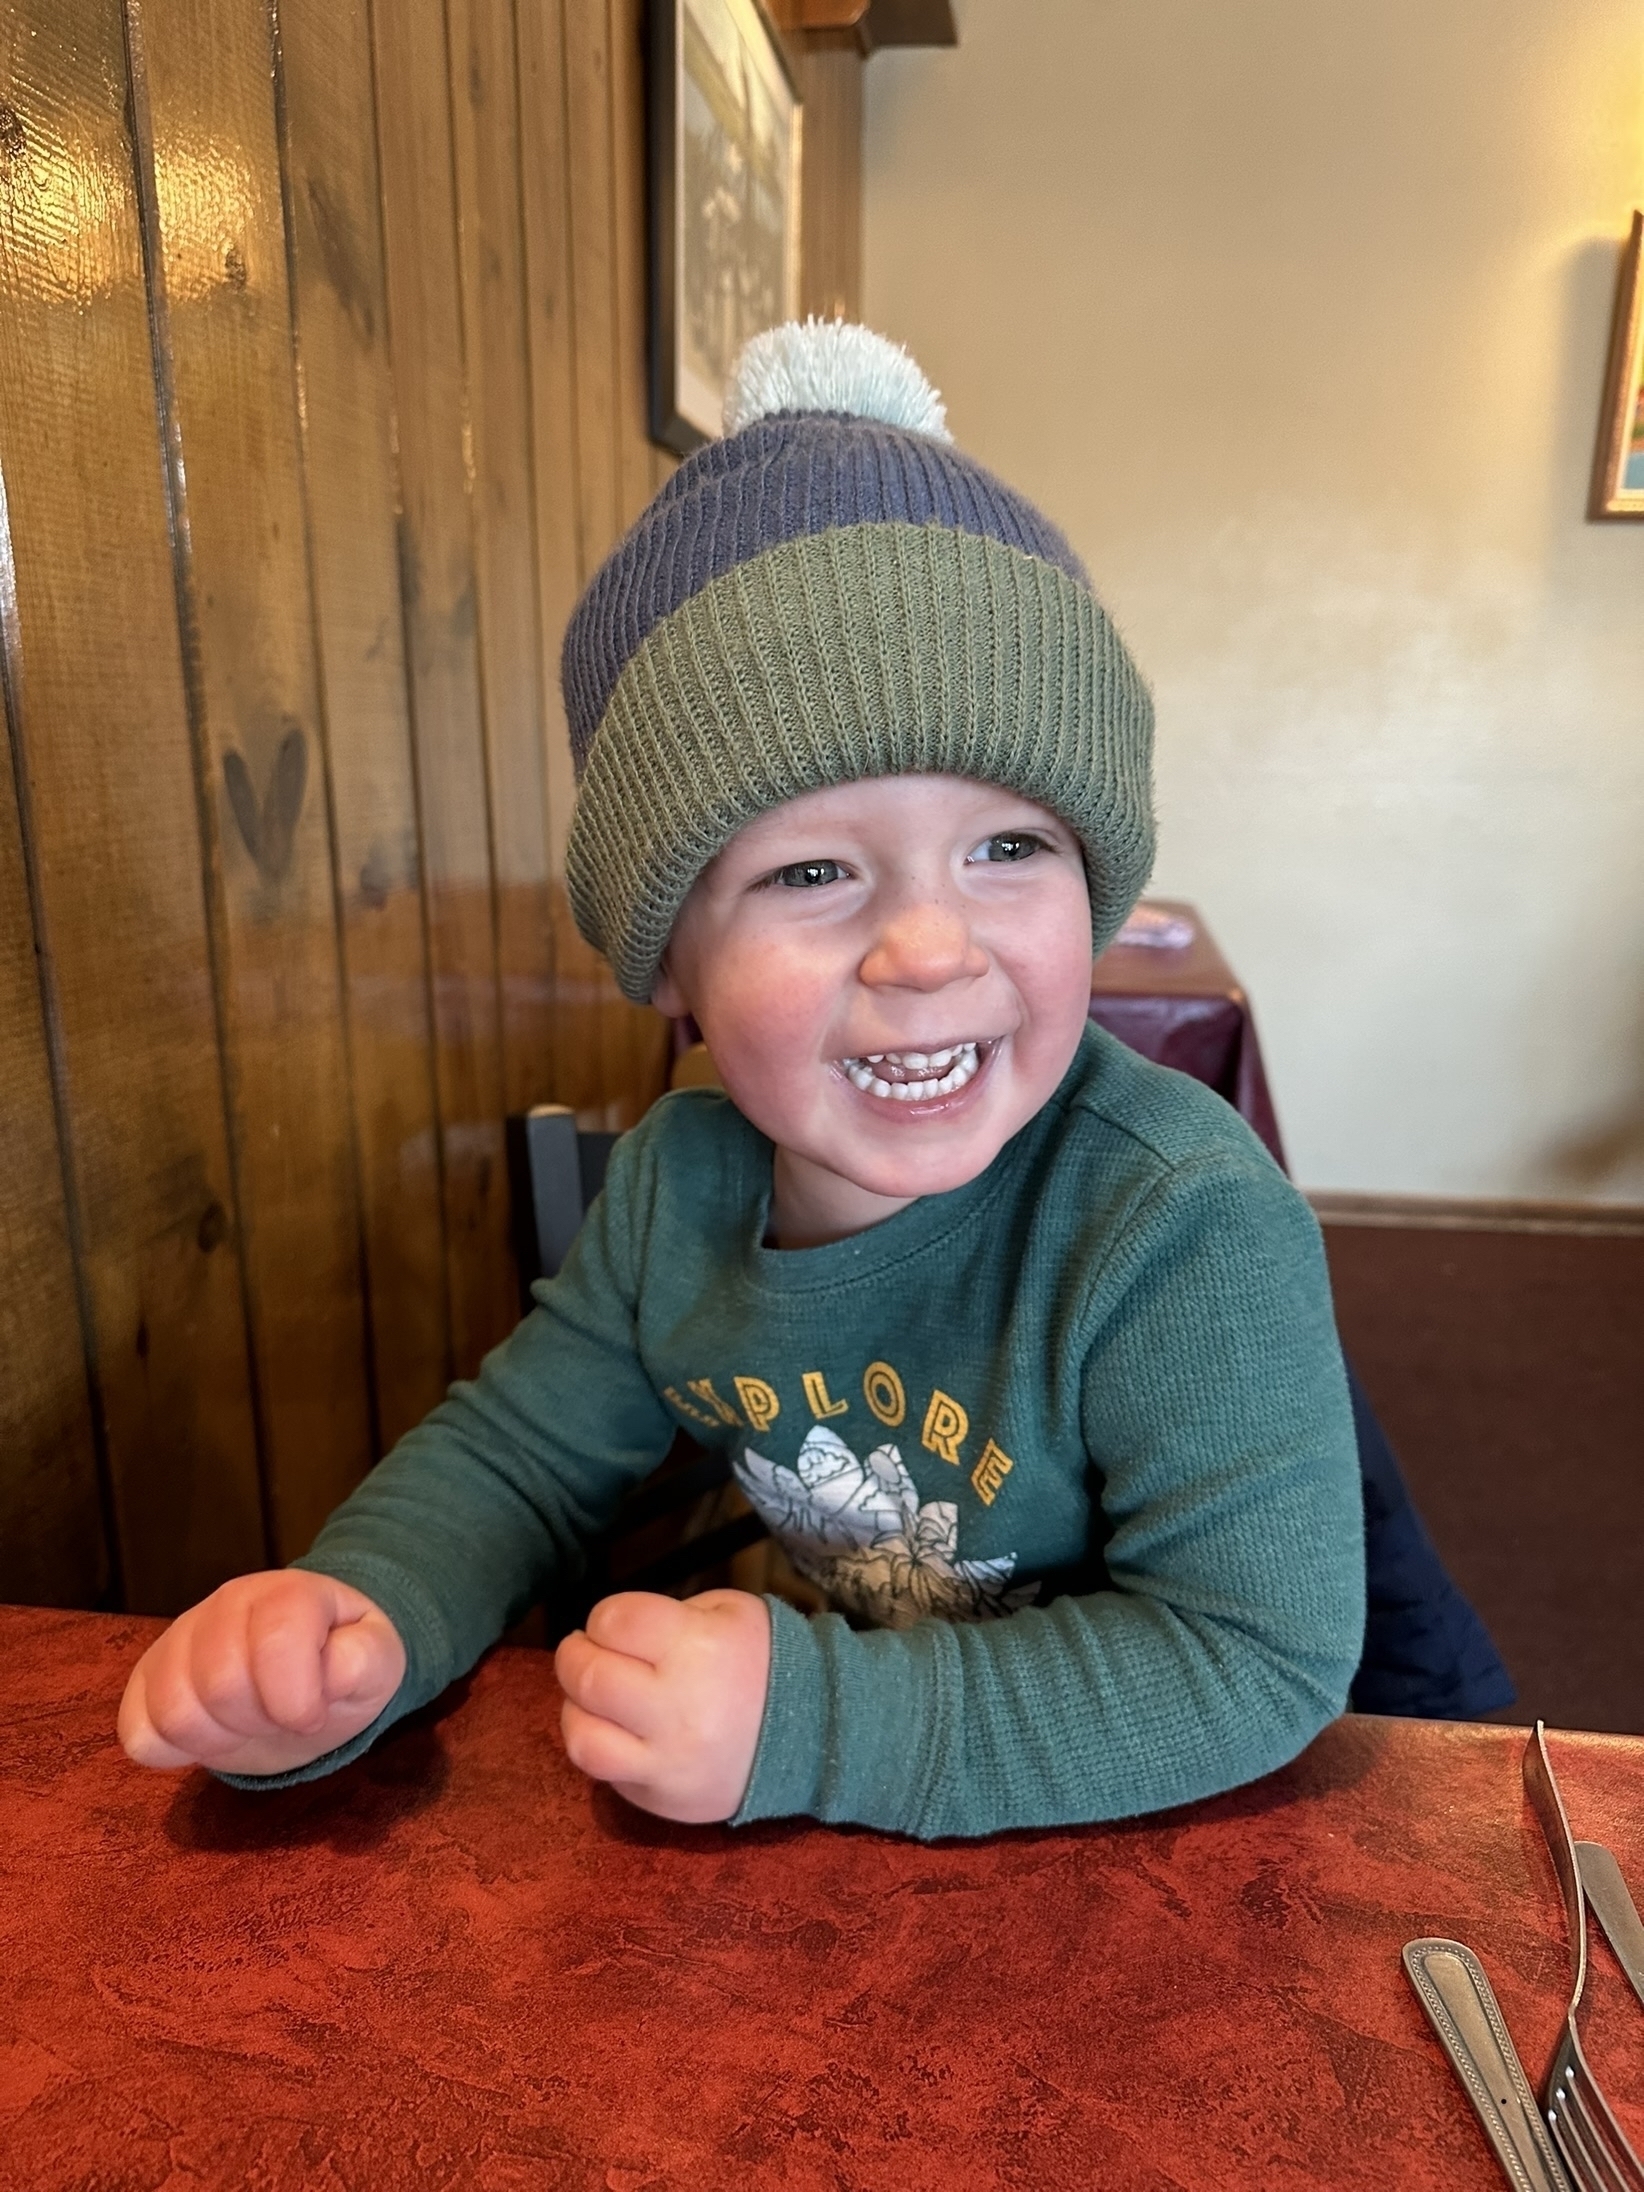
[841,1042,986,1102]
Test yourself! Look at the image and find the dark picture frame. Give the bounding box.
[1590,210,1644,520]
[647,0,803,456]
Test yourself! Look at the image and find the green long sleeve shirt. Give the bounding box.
[277,1024,1365,1838]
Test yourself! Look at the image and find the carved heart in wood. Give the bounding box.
[223,724,307,884]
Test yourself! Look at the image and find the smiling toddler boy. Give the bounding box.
[119,323,1366,1837]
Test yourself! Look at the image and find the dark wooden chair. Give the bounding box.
[506,1105,769,1621]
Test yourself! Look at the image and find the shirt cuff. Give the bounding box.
[730,1595,827,1824]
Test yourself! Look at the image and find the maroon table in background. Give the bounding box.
[6,1606,1644,2191]
[1091,898,1287,1167]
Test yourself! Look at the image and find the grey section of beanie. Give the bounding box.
[566,522,1156,1004]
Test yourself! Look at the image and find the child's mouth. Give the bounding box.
[839,1041,985,1102]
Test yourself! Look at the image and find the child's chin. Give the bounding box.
[847,1130,1006,1202]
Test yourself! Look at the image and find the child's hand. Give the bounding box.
[117,1571,407,1778]
[554,1589,771,1823]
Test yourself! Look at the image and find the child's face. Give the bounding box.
[652,775,1095,1244]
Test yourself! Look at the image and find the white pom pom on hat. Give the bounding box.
[722,318,952,442]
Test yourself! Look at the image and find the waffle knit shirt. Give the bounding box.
[271,1025,1366,1839]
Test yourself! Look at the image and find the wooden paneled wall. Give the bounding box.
[0,0,863,1614]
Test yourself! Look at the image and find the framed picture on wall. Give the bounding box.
[647,0,803,456]
[1590,210,1644,519]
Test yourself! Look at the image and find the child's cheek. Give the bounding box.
[691,934,820,1094]
[736,926,838,1042]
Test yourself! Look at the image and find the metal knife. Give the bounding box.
[1403,1937,1574,2192]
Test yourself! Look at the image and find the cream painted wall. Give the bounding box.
[865,0,1644,1198]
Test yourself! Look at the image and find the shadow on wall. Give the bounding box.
[1546,987,1644,1192]
[1547,238,1622,538]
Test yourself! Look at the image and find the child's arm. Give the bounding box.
[119,1123,685,1785]
[722,1154,1366,1839]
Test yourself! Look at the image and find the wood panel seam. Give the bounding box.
[0,457,122,1603]
[362,0,460,1384]
[120,0,277,1567]
[266,0,385,1462]
[508,0,559,1013]
[438,0,507,1090]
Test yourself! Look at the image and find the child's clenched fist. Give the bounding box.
[118,1571,406,1778]
[554,1589,771,1823]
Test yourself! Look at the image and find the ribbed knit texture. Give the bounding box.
[569,522,1155,1001]
[561,412,1091,763]
[559,394,1155,1001]
[273,1025,1365,1837]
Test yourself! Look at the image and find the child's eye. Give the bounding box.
[770,859,846,889]
[970,832,1044,864]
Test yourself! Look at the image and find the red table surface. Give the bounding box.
[5,1610,1644,2191]
[1090,899,1287,1169]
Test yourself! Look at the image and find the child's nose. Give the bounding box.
[860,904,988,992]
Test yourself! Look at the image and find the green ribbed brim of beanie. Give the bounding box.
[561,322,1156,1005]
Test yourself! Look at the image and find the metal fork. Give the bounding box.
[1576,1843,1644,2019]
[1522,1722,1644,2192]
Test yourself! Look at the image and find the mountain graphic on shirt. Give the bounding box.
[733,1422,1039,1629]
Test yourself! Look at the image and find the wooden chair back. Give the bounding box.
[506,1106,769,1621]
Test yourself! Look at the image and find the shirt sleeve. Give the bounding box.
[220,1124,680,1790]
[732,1152,1367,1839]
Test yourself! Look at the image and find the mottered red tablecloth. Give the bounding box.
[3,1604,1643,2191]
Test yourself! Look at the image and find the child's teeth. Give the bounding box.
[843,1042,981,1101]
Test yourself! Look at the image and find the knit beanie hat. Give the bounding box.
[562,321,1155,1004]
